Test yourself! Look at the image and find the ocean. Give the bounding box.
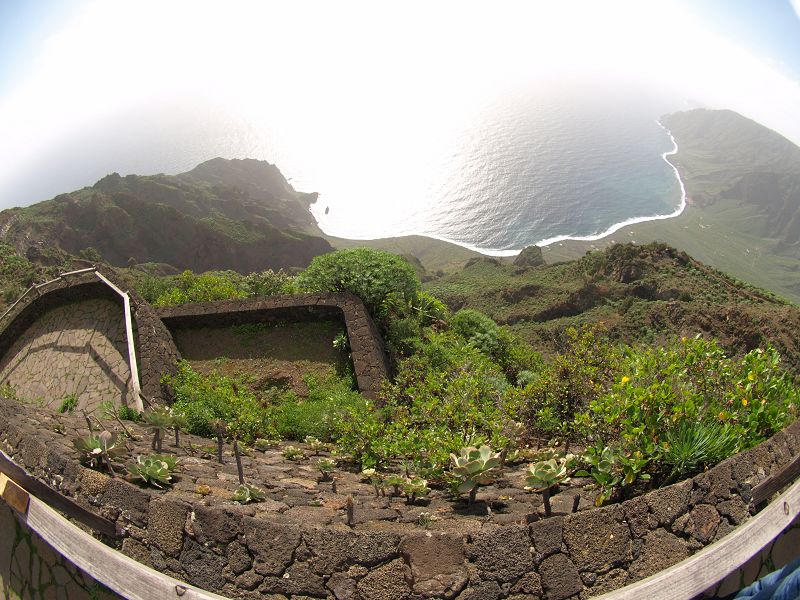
[2,83,687,255]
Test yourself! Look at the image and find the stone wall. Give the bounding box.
[157,293,390,401]
[0,394,798,600]
[0,269,180,409]
[0,297,135,412]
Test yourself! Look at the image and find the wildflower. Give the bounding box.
[761,399,766,406]
[621,376,630,385]
[748,373,755,381]
[681,336,687,343]
[742,398,748,407]
[718,411,725,420]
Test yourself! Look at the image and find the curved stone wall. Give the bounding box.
[0,269,180,408]
[0,394,797,600]
[157,292,390,400]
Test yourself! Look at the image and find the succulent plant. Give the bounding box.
[576,445,623,507]
[232,483,266,504]
[304,436,328,455]
[384,474,406,497]
[254,437,281,451]
[525,456,574,491]
[73,431,122,473]
[402,477,430,504]
[450,445,502,504]
[128,454,176,488]
[317,458,337,480]
[195,484,212,496]
[525,455,574,516]
[170,409,188,447]
[282,446,307,461]
[361,468,383,497]
[143,406,173,452]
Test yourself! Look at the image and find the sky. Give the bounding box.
[0,0,799,210]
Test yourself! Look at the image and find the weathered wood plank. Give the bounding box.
[0,472,30,514]
[594,477,800,600]
[24,494,228,600]
[0,450,117,537]
[752,452,800,506]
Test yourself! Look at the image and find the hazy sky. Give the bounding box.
[1,0,799,210]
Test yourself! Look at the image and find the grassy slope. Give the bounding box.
[545,109,800,303]
[426,242,800,371]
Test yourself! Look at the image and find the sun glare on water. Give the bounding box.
[0,0,798,242]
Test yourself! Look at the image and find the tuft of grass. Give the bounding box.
[662,420,739,482]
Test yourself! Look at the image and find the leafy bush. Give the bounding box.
[272,375,365,441]
[242,269,295,297]
[450,309,500,354]
[166,361,275,443]
[335,332,514,474]
[295,248,420,317]
[154,270,247,307]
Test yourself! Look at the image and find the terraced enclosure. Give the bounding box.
[170,322,349,397]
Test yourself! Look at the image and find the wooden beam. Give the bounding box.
[594,477,800,600]
[752,453,800,507]
[24,493,228,600]
[0,450,117,537]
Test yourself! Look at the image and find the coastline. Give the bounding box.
[321,120,688,259]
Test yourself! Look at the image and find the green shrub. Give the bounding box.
[165,361,274,443]
[450,309,500,354]
[272,375,365,441]
[58,394,77,413]
[243,269,295,297]
[296,248,420,316]
[154,270,247,307]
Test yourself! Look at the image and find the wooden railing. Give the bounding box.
[0,452,226,600]
[597,455,800,599]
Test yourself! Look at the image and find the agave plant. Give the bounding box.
[232,483,266,504]
[73,431,122,474]
[128,454,176,488]
[525,455,574,516]
[450,445,502,504]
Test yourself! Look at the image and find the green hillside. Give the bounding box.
[0,158,332,273]
[547,109,800,302]
[426,242,800,372]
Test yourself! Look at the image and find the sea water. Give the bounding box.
[2,83,686,255]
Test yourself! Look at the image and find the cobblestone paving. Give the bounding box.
[0,299,134,413]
